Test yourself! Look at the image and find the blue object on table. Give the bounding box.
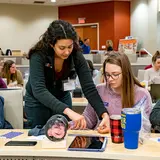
[121,108,141,149]
[0,131,23,139]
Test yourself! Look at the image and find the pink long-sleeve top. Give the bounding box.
[83,83,152,131]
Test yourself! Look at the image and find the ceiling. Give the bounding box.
[0,0,131,6]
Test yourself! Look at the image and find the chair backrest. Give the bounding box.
[150,84,160,103]
[83,54,93,62]
[93,54,101,64]
[126,53,137,63]
[137,57,152,64]
[0,89,23,129]
[21,58,29,65]
[137,69,146,82]
[4,57,16,63]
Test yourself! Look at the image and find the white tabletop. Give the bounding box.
[72,98,88,106]
[0,129,160,160]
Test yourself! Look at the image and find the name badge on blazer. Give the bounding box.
[63,79,76,91]
[45,63,52,68]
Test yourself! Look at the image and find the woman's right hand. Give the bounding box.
[64,108,86,130]
[8,83,16,87]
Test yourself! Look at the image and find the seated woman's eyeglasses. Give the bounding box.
[105,73,122,80]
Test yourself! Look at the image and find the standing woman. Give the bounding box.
[25,20,109,129]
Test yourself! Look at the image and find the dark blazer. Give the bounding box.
[25,46,107,118]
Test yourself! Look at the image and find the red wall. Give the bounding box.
[59,1,130,50]
[114,1,130,50]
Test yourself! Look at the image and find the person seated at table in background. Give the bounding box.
[0,77,7,88]
[76,59,99,88]
[25,20,109,130]
[0,60,24,87]
[78,36,84,46]
[106,40,113,51]
[150,100,160,133]
[78,52,152,134]
[144,51,160,85]
[81,38,91,54]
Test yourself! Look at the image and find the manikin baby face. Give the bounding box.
[47,122,65,139]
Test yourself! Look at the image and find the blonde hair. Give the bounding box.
[106,40,113,48]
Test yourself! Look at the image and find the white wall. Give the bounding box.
[0,4,58,53]
[148,0,158,54]
[131,0,148,51]
[158,0,160,50]
[131,0,158,54]
[158,12,160,50]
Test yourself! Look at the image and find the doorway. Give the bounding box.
[74,23,99,50]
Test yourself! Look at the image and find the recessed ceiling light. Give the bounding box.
[51,0,56,2]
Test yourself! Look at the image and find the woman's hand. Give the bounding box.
[64,108,87,130]
[97,113,110,134]
[8,83,16,87]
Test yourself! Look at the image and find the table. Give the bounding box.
[72,98,88,107]
[72,98,88,114]
[0,129,160,160]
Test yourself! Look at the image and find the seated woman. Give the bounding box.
[0,60,24,87]
[81,52,152,133]
[144,51,160,85]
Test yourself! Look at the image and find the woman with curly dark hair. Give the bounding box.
[25,20,109,131]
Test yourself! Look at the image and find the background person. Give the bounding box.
[106,40,113,51]
[144,51,160,85]
[81,38,91,54]
[0,60,23,87]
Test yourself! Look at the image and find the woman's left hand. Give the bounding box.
[64,108,87,130]
[97,113,110,134]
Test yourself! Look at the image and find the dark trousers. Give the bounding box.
[24,91,72,129]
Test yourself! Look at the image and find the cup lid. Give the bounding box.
[110,115,121,120]
[122,108,141,114]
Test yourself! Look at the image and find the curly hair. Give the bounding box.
[28,20,80,59]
